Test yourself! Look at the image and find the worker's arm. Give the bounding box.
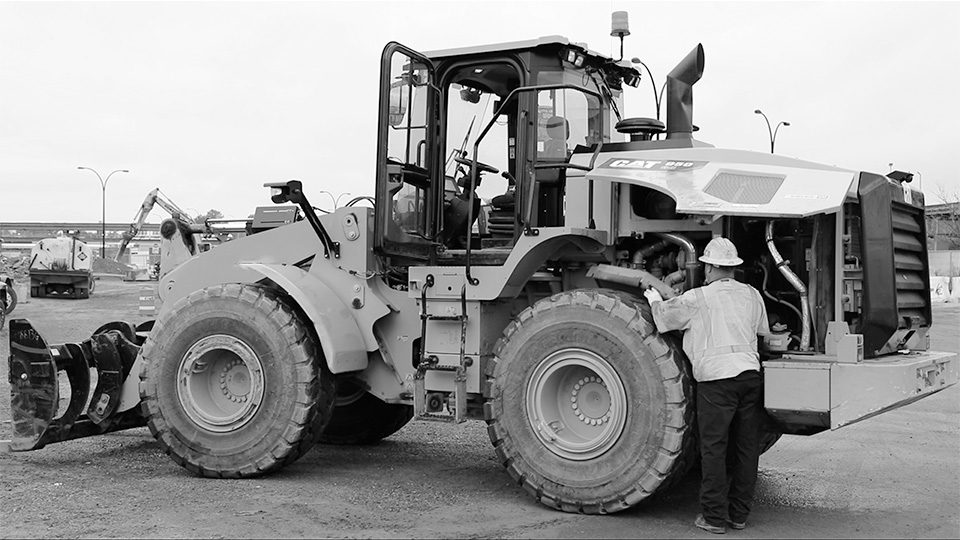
[647,289,698,333]
[753,289,773,353]
[754,288,772,337]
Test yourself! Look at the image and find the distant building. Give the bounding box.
[926,202,960,250]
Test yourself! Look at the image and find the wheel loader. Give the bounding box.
[6,24,958,515]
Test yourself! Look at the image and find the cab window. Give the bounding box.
[536,87,603,160]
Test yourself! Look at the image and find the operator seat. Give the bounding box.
[485,173,517,245]
[439,176,481,249]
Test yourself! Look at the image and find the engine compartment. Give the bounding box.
[617,173,932,359]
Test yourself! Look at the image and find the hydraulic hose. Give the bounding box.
[765,221,811,351]
[758,263,804,328]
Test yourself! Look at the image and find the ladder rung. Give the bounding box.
[418,364,459,372]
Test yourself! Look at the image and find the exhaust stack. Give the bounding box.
[665,44,705,140]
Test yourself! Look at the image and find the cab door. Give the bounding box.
[374,42,441,260]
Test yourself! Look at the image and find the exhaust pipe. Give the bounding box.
[652,232,700,290]
[665,44,705,140]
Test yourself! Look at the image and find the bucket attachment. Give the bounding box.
[5,319,149,451]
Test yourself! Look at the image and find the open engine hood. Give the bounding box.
[579,146,857,218]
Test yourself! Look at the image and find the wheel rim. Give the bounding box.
[525,348,628,461]
[177,335,265,433]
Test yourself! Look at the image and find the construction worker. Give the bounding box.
[643,237,770,535]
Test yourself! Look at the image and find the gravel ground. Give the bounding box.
[1,280,958,539]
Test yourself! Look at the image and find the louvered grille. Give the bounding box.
[892,203,929,326]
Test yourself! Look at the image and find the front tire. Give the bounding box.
[140,284,335,478]
[485,289,696,514]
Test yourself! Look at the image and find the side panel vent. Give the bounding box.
[703,171,785,204]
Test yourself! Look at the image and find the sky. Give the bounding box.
[1,0,958,224]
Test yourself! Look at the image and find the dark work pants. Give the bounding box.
[696,370,763,527]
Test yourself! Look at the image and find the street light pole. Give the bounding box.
[754,109,790,154]
[77,166,129,258]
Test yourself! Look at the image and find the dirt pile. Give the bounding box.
[92,257,132,274]
[0,255,30,281]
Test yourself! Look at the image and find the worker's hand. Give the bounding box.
[643,287,663,305]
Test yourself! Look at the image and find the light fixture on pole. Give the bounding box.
[754,109,790,154]
[77,166,129,258]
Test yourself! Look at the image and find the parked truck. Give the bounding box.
[27,231,95,299]
[6,18,957,515]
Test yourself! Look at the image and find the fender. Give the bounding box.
[241,263,370,374]
[116,261,384,412]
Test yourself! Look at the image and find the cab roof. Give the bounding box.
[423,35,611,62]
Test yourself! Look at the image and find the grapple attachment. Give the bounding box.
[5,319,149,451]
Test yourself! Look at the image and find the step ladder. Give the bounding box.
[414,274,469,423]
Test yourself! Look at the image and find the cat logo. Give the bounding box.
[598,158,707,171]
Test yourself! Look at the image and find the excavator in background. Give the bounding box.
[115,188,200,280]
[116,188,299,281]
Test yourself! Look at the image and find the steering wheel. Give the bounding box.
[454,156,499,176]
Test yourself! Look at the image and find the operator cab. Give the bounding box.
[374,37,639,266]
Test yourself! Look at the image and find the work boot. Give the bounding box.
[727,519,747,530]
[695,514,727,534]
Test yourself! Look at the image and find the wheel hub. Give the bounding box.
[526,348,628,461]
[571,377,612,426]
[220,360,251,403]
[177,335,264,433]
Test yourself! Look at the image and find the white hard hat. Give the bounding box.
[699,237,743,266]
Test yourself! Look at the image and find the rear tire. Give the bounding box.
[319,381,414,445]
[140,283,335,478]
[485,289,696,514]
